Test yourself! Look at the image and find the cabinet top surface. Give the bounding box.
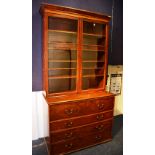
[40,3,111,21]
[44,91,114,104]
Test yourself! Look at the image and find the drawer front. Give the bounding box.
[51,127,112,155]
[50,97,114,121]
[50,110,113,131]
[51,119,112,143]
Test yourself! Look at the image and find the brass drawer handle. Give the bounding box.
[65,109,79,115]
[65,132,73,138]
[65,143,73,148]
[95,125,104,130]
[65,121,73,127]
[95,135,102,140]
[97,104,104,110]
[65,109,74,115]
[96,114,104,120]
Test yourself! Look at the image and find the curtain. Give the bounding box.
[32,91,49,140]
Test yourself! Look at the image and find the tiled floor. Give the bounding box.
[32,115,123,155]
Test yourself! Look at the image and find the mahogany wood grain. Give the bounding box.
[50,110,113,131]
[46,91,114,103]
[49,97,114,121]
[52,139,112,155]
[48,29,77,34]
[76,19,83,93]
[50,119,112,143]
[50,125,112,155]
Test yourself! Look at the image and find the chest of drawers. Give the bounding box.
[45,93,114,155]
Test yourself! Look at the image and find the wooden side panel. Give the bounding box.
[103,24,109,90]
[42,12,48,95]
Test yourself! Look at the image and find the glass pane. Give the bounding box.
[82,61,104,68]
[48,32,77,44]
[82,76,104,90]
[48,61,77,68]
[48,78,76,93]
[48,69,76,76]
[48,17,77,32]
[82,68,104,76]
[83,21,106,35]
[82,51,104,61]
[48,50,77,60]
[48,17,78,93]
[83,21,106,46]
[82,21,106,90]
[83,35,105,46]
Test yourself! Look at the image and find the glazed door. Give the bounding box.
[48,16,78,94]
[82,20,106,90]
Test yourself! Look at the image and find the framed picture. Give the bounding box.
[110,74,122,95]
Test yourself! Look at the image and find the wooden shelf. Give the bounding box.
[48,60,77,62]
[48,49,77,52]
[83,44,105,52]
[48,43,103,46]
[83,49,104,52]
[48,41,77,44]
[48,42,104,52]
[48,42,77,51]
[48,30,104,37]
[48,42,104,47]
[48,68,76,70]
[83,67,103,70]
[48,47,77,50]
[83,44,104,47]
[83,60,104,62]
[48,75,76,79]
[83,33,105,37]
[83,74,104,78]
[48,29,77,34]
[48,48,104,51]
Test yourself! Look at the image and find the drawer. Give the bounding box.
[50,119,112,143]
[50,110,113,131]
[51,126,112,155]
[50,97,114,121]
[51,138,81,155]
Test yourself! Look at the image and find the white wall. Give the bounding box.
[32,65,123,140]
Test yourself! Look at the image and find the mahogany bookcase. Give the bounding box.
[40,3,115,155]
